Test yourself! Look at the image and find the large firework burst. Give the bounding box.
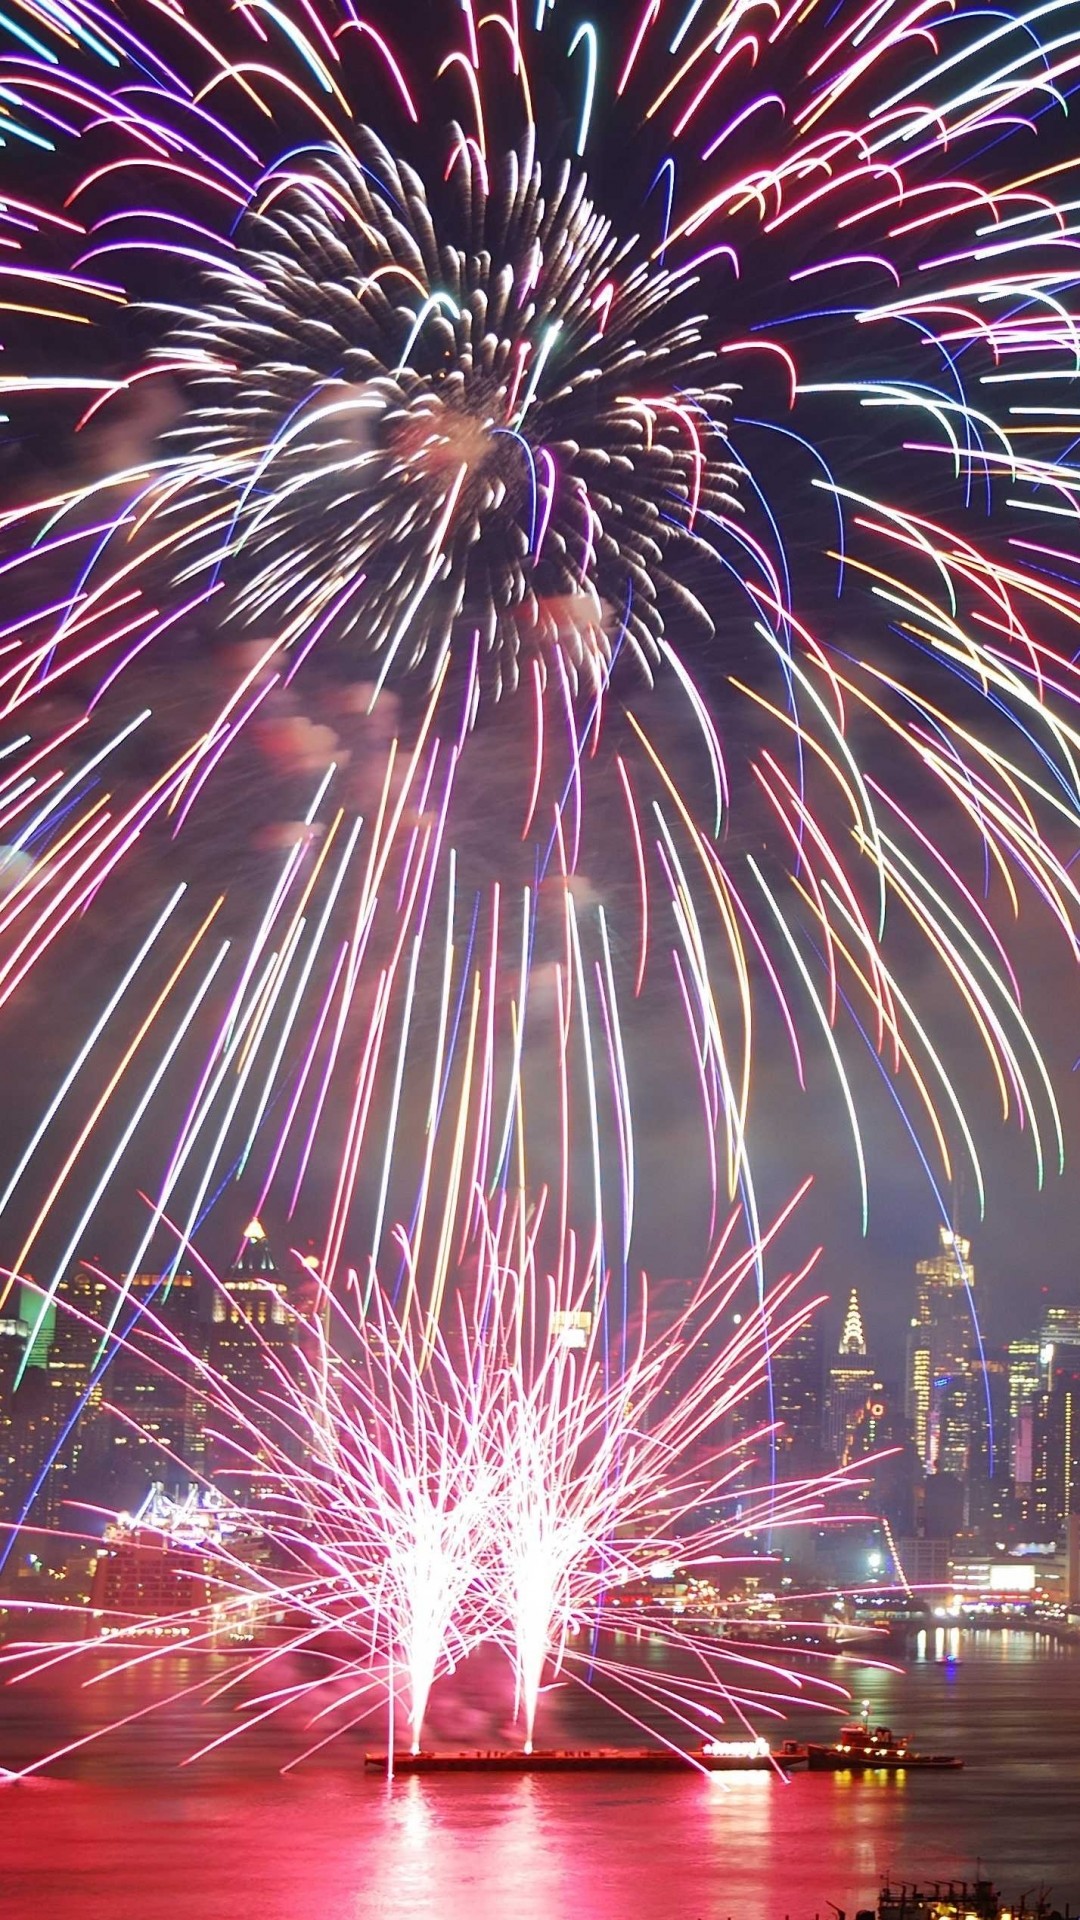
[0,0,1077,1323]
[161,126,739,689]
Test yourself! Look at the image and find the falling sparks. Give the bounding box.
[0,1193,879,1774]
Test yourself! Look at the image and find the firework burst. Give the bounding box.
[158,125,739,690]
[0,1192,880,1775]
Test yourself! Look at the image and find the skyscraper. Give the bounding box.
[208,1220,295,1500]
[211,1221,291,1361]
[999,1309,1080,1534]
[0,1264,116,1530]
[1008,1334,1043,1493]
[844,1377,916,1536]
[101,1269,207,1510]
[0,1320,57,1527]
[1043,1305,1080,1345]
[906,1227,976,1474]
[1027,1311,1080,1539]
[823,1288,876,1462]
[17,1279,54,1370]
[0,1313,29,1513]
[35,1263,112,1527]
[965,1347,1011,1534]
[1033,1350,1080,1540]
[771,1317,825,1471]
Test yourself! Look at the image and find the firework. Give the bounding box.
[0,1191,881,1775]
[0,0,1071,1300]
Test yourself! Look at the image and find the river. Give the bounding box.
[0,1627,1077,1918]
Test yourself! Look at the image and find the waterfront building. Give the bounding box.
[89,1504,217,1632]
[894,1534,952,1586]
[551,1308,592,1351]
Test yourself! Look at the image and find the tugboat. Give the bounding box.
[806,1717,962,1772]
[873,1878,1068,1917]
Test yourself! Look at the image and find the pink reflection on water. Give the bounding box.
[3,1643,1080,1917]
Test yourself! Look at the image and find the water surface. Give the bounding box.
[1,1629,1076,1918]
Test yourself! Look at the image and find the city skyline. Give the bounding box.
[6,1211,1080,1575]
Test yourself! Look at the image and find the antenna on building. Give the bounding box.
[840,1288,867,1358]
[950,1164,966,1238]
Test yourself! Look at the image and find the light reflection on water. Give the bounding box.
[0,1631,1077,1920]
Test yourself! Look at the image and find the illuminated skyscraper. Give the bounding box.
[1027,1311,1080,1539]
[906,1227,976,1474]
[844,1377,916,1535]
[823,1288,876,1462]
[0,1282,58,1521]
[212,1221,290,1356]
[208,1220,294,1499]
[0,1264,114,1528]
[1042,1305,1080,1346]
[17,1279,54,1370]
[1033,1350,1080,1540]
[36,1263,112,1525]
[1008,1334,1043,1496]
[0,1319,58,1525]
[965,1347,1011,1534]
[0,1314,29,1513]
